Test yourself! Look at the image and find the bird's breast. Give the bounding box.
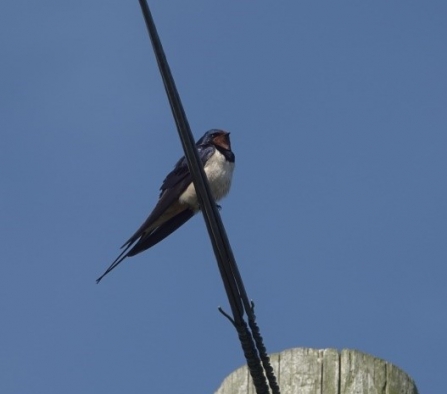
[179,150,235,210]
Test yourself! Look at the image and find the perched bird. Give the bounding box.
[96,129,235,283]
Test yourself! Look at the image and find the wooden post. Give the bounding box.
[215,348,419,394]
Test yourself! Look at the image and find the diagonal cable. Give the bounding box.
[137,0,243,323]
[137,2,280,393]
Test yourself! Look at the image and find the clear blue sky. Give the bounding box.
[1,1,446,393]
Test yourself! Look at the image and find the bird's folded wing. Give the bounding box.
[121,145,214,248]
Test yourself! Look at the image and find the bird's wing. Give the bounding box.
[126,209,195,256]
[121,145,215,248]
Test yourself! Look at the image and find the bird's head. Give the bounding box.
[198,129,231,151]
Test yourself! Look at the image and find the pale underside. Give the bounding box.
[179,149,235,211]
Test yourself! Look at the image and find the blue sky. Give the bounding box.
[1,1,446,393]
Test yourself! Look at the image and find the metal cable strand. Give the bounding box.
[234,322,270,394]
[247,308,281,394]
[137,2,279,393]
[137,0,244,320]
[225,244,281,392]
[203,216,244,320]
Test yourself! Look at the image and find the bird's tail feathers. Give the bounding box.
[96,209,195,283]
[96,241,134,284]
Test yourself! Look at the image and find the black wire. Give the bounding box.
[138,0,243,322]
[137,2,279,393]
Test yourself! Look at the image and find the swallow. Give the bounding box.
[96,129,235,283]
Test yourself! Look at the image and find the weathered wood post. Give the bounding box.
[215,347,418,394]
